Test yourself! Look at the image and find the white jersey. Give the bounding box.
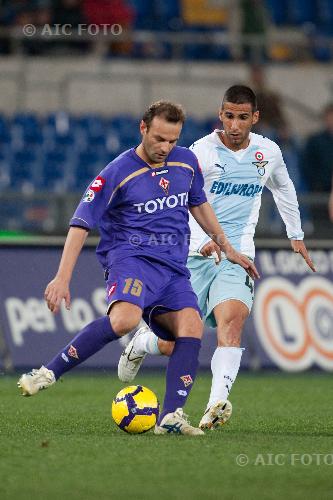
[189,130,304,259]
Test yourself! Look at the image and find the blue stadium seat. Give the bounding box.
[87,133,106,150]
[23,127,44,147]
[109,115,141,144]
[287,0,316,25]
[317,0,333,34]
[0,151,10,190]
[76,114,105,134]
[41,150,68,190]
[53,132,75,149]
[105,130,122,155]
[155,0,180,30]
[130,0,155,29]
[72,149,106,191]
[178,118,208,147]
[10,150,38,190]
[13,112,39,130]
[46,111,72,132]
[0,114,10,142]
[265,0,288,25]
[0,124,11,145]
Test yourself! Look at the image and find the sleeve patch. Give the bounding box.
[90,176,106,192]
[83,189,95,202]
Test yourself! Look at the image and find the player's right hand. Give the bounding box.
[44,277,71,314]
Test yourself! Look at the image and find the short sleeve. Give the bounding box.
[188,155,207,207]
[70,166,118,230]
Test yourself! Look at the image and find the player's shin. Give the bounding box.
[158,337,201,424]
[207,346,244,409]
[46,316,121,379]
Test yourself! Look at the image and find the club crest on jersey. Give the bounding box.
[252,160,268,176]
[253,151,267,176]
[83,189,95,203]
[68,345,79,359]
[159,177,170,195]
[180,374,193,387]
[90,176,105,192]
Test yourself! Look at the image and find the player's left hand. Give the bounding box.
[223,244,260,279]
[290,240,316,272]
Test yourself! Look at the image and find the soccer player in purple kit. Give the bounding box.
[18,101,259,436]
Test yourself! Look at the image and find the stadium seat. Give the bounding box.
[130,0,155,29]
[0,124,11,145]
[46,111,72,133]
[41,150,68,191]
[10,149,38,191]
[0,114,10,143]
[316,0,333,34]
[23,127,44,147]
[76,114,106,135]
[265,0,288,25]
[109,115,141,144]
[72,149,105,191]
[13,112,39,131]
[5,111,304,193]
[287,0,316,25]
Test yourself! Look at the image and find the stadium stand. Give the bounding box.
[0,0,333,60]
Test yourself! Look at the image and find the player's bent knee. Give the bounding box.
[178,321,203,339]
[108,303,142,335]
[110,316,141,336]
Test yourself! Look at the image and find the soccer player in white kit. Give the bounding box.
[117,85,316,429]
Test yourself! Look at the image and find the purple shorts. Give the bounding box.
[105,256,201,341]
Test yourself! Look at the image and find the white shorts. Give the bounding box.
[187,256,254,328]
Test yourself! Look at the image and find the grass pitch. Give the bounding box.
[1,371,332,500]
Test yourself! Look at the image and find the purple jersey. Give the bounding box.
[70,146,207,276]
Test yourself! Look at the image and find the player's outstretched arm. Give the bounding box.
[190,202,260,279]
[290,240,316,272]
[44,226,89,313]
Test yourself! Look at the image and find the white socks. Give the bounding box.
[129,320,161,356]
[207,346,244,409]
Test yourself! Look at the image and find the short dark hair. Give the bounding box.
[142,100,186,129]
[222,85,257,112]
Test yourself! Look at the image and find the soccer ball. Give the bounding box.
[112,385,159,434]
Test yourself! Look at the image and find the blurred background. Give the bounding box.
[0,0,332,373]
[0,0,332,235]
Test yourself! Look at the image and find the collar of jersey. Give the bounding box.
[131,147,167,170]
[212,129,255,154]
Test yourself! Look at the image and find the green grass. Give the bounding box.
[1,372,332,500]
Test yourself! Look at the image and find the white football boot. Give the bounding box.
[154,408,204,436]
[17,366,56,396]
[199,400,232,430]
[118,326,149,382]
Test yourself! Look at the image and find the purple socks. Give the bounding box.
[47,316,120,379]
[158,337,201,423]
